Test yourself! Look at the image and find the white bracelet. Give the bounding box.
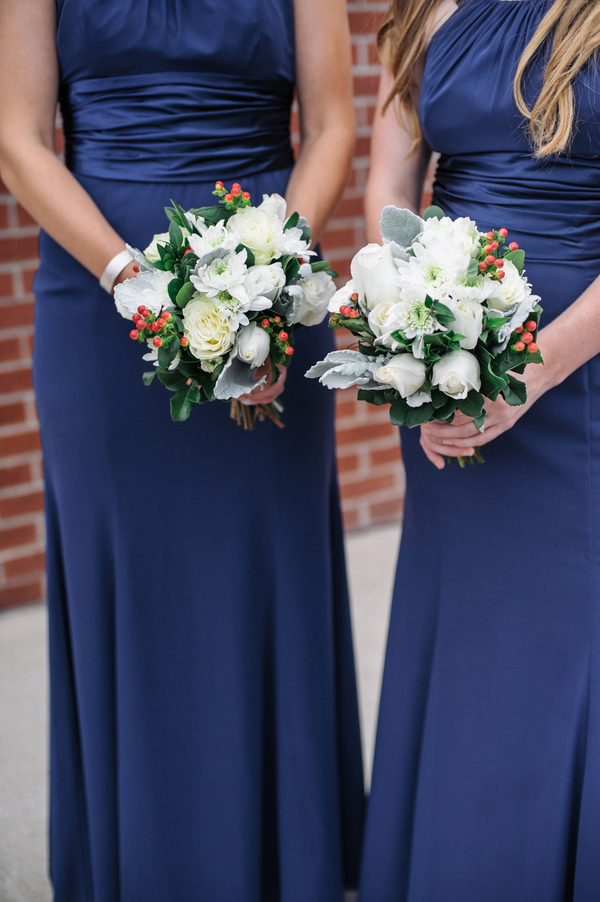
[99,248,134,294]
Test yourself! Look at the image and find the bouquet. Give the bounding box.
[306,205,543,464]
[115,182,337,428]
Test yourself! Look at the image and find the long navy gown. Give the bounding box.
[33,2,364,900]
[360,2,600,900]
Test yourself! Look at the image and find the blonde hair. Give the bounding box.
[378,0,600,158]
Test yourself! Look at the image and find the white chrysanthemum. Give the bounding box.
[277,226,313,258]
[187,221,240,258]
[373,296,447,358]
[191,249,251,304]
[396,236,471,302]
[114,269,176,320]
[419,216,481,258]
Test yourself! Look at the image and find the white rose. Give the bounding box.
[419,216,480,257]
[236,322,271,369]
[182,297,235,360]
[294,271,336,326]
[350,243,402,310]
[328,279,356,314]
[248,263,286,301]
[447,297,484,350]
[114,269,176,320]
[374,354,427,398]
[368,300,402,343]
[227,207,283,265]
[257,193,287,222]
[432,349,481,399]
[143,228,190,263]
[487,260,527,312]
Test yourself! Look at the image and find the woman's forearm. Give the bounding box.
[0,140,128,279]
[284,123,354,246]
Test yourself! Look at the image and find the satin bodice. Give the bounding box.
[420,0,600,280]
[55,0,296,182]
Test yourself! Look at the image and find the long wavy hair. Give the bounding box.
[378,0,600,157]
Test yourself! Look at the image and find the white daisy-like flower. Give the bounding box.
[187,221,240,258]
[191,249,251,304]
[374,296,447,358]
[396,236,471,302]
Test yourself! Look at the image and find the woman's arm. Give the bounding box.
[284,0,355,244]
[420,273,600,467]
[0,0,137,288]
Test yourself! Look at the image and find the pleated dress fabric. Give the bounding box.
[34,2,364,900]
[359,2,600,900]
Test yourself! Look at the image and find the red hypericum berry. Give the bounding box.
[514,340,526,352]
[163,311,172,320]
[138,305,146,314]
[339,305,349,316]
[525,320,537,332]
[274,316,281,323]
[350,292,359,302]
[509,241,519,251]
[484,244,493,254]
[285,346,294,356]
[485,254,496,265]
[261,318,270,327]
[479,262,487,271]
[153,337,162,348]
[491,240,499,249]
[157,318,166,329]
[129,330,138,340]
[499,228,508,238]
[231,183,242,196]
[497,270,505,279]
[180,336,189,347]
[279,331,289,341]
[142,309,151,319]
[242,191,251,200]
[486,231,494,239]
[513,325,524,334]
[132,263,139,273]
[349,310,360,319]
[224,193,233,202]
[215,181,224,190]
[495,258,504,268]
[132,313,142,322]
[136,321,145,332]
[522,331,533,344]
[150,322,161,333]
[528,342,538,353]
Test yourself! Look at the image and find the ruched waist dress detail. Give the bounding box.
[359,2,600,900]
[34,2,364,900]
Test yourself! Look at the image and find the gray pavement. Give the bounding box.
[0,522,400,902]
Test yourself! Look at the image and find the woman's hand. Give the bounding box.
[238,362,287,406]
[419,360,550,469]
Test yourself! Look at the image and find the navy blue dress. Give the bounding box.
[360,2,600,900]
[33,3,364,900]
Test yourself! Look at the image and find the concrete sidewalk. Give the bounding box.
[0,522,400,902]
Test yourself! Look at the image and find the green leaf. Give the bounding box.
[431,388,449,409]
[164,206,176,222]
[455,389,485,418]
[167,278,184,304]
[157,369,187,391]
[473,411,487,430]
[169,199,189,230]
[284,257,300,283]
[169,220,183,249]
[404,402,435,428]
[190,204,229,225]
[357,389,389,406]
[170,387,195,421]
[175,281,196,308]
[466,257,480,283]
[158,336,180,368]
[433,397,457,421]
[326,268,339,278]
[423,205,445,221]
[389,397,408,426]
[311,260,331,273]
[504,248,525,274]
[284,211,299,231]
[501,374,528,406]
[432,300,456,325]
[142,371,157,386]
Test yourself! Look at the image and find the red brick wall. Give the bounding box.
[0,1,407,609]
